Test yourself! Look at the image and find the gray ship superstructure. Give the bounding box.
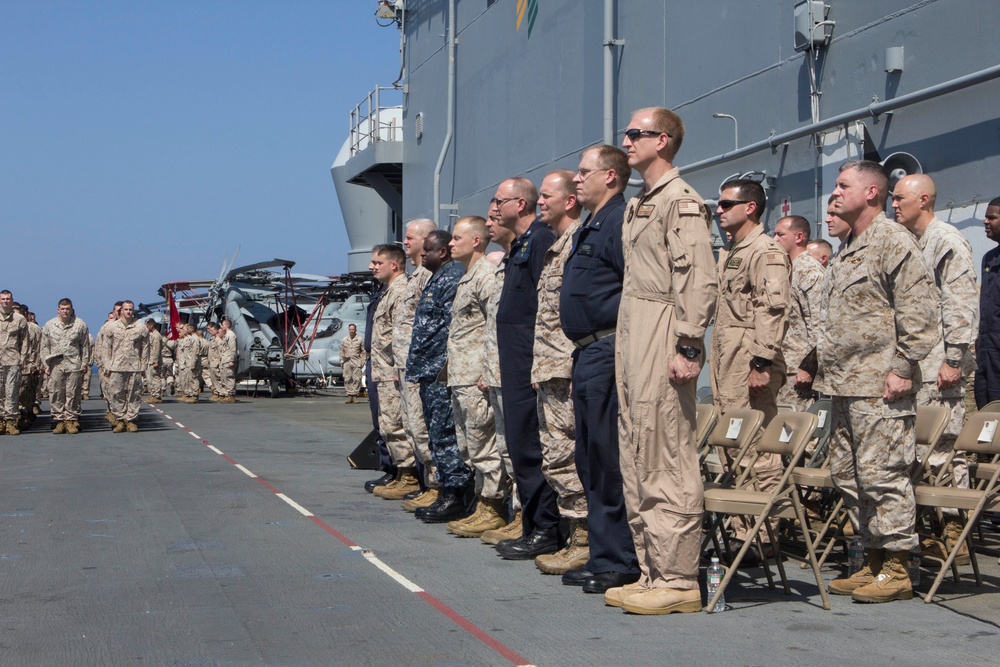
[336,0,1000,267]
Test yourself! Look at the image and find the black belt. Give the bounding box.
[573,328,616,350]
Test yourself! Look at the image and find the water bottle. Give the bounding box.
[706,557,726,612]
[909,548,921,587]
[848,536,864,575]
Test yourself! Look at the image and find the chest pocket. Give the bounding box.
[723,263,752,320]
[509,252,532,292]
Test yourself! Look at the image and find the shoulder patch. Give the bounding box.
[766,252,787,267]
[678,200,702,216]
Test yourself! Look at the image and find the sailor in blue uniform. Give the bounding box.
[493,177,561,559]
[559,146,640,593]
[976,197,1000,407]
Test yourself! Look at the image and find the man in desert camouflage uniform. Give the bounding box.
[80,332,94,401]
[406,230,471,524]
[94,308,119,420]
[395,219,439,509]
[17,304,42,429]
[891,173,979,564]
[530,169,589,576]
[175,324,202,403]
[144,319,165,404]
[773,214,825,412]
[216,321,238,403]
[206,322,222,400]
[606,108,718,615]
[808,160,940,604]
[41,298,89,434]
[339,324,364,403]
[478,214,522,545]
[0,290,29,435]
[370,244,419,500]
[443,216,506,537]
[101,301,150,433]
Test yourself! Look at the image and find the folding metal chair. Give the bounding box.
[914,411,1000,602]
[702,411,830,613]
[791,404,949,571]
[700,408,764,487]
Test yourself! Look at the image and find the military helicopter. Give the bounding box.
[139,256,375,397]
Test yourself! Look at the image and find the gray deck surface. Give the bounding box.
[1,390,998,667]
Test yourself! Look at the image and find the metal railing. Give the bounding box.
[349,86,403,156]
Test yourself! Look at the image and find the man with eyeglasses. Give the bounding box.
[711,179,791,565]
[558,145,641,595]
[493,177,561,560]
[530,169,588,576]
[606,107,717,615]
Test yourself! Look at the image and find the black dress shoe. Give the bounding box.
[364,472,395,493]
[582,571,641,594]
[561,568,594,586]
[419,489,471,523]
[495,526,560,560]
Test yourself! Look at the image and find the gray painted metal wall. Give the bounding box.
[387,0,998,261]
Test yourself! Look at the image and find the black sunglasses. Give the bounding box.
[717,199,750,210]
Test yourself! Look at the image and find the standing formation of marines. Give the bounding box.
[359,105,998,615]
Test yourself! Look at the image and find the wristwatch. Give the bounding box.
[751,356,772,370]
[678,345,701,360]
[945,358,961,368]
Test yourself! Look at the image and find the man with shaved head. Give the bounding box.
[810,160,939,603]
[892,173,979,564]
[806,239,833,267]
[773,215,824,412]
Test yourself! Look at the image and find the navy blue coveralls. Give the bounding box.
[406,260,472,489]
[497,218,558,536]
[976,246,1000,407]
[364,284,392,473]
[559,193,639,575]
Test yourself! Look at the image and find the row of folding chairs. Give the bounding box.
[693,399,1000,610]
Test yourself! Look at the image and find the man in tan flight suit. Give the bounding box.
[807,160,939,604]
[370,244,419,500]
[444,216,506,537]
[339,323,364,403]
[101,300,150,433]
[0,290,29,435]
[772,214,825,412]
[144,319,165,404]
[530,169,588,575]
[711,179,791,562]
[395,219,440,509]
[608,107,717,615]
[41,298,90,434]
[891,173,979,564]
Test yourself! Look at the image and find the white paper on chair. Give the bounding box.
[817,410,827,428]
[780,424,793,443]
[726,418,743,439]
[978,420,998,443]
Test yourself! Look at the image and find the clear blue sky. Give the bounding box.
[0,0,400,330]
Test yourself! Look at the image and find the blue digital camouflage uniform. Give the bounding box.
[405,260,471,489]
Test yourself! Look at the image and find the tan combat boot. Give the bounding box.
[480,510,522,545]
[401,488,439,512]
[604,581,649,608]
[851,550,913,603]
[6,420,20,435]
[52,421,67,435]
[105,410,116,424]
[373,468,420,499]
[126,421,139,433]
[112,421,127,433]
[449,497,507,537]
[0,420,6,434]
[621,587,702,615]
[536,519,589,574]
[829,548,884,595]
[65,421,80,435]
[944,521,971,566]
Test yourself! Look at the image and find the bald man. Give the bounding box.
[891,174,979,564]
[806,239,833,268]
